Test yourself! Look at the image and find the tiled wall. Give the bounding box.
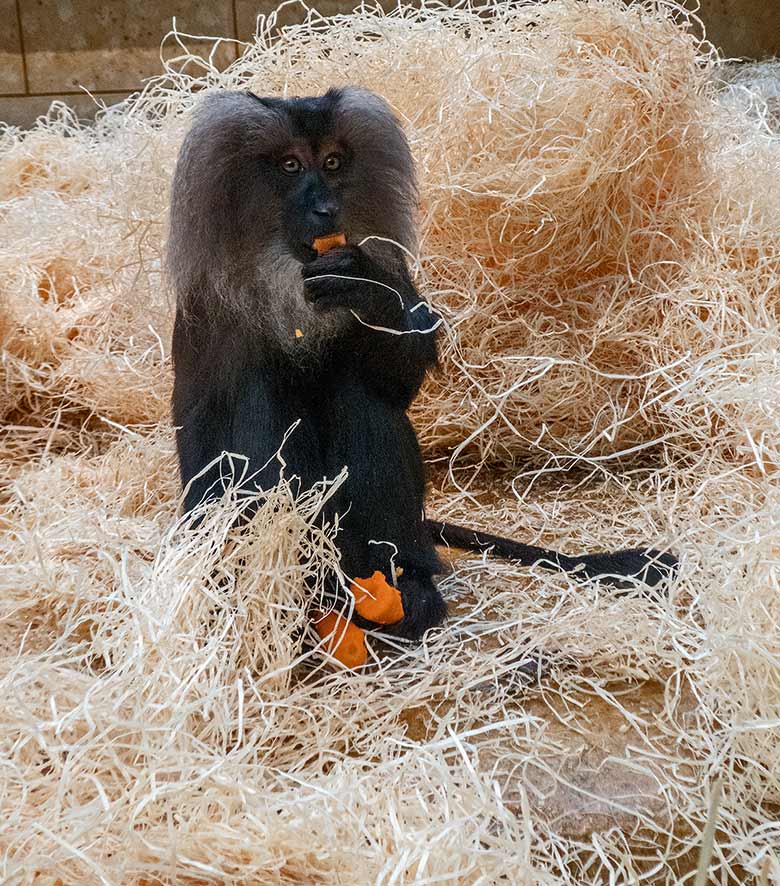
[0,0,385,126]
[2,0,779,127]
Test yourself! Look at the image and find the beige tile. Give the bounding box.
[0,92,129,128]
[236,0,426,42]
[0,53,27,95]
[19,0,238,93]
[238,0,343,39]
[0,0,26,93]
[696,0,780,58]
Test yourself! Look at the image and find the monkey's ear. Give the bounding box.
[244,90,272,108]
[334,86,394,119]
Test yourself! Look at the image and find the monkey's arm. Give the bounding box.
[172,318,322,515]
[302,246,439,407]
[174,392,231,515]
[172,318,235,514]
[355,287,438,407]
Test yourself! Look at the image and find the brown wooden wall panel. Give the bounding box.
[0,0,26,93]
[0,91,129,127]
[235,0,420,40]
[696,0,780,58]
[18,0,237,93]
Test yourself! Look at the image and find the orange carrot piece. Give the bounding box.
[313,610,367,668]
[352,571,404,625]
[313,232,347,255]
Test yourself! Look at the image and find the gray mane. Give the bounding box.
[168,87,417,348]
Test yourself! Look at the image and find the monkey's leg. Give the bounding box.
[319,381,447,640]
[368,569,448,641]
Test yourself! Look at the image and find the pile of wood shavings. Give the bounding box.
[1,2,779,882]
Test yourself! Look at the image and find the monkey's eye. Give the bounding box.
[323,153,342,172]
[280,157,303,175]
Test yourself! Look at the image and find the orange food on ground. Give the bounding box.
[352,571,404,625]
[313,610,367,668]
[313,232,347,255]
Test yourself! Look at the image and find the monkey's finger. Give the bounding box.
[301,256,365,280]
[302,278,355,304]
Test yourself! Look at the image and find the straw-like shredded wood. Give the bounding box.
[1,2,779,883]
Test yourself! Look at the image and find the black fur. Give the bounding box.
[427,521,677,591]
[169,88,676,644]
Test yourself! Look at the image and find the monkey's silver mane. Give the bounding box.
[167,86,418,344]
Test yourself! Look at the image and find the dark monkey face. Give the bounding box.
[168,87,417,322]
[252,92,358,264]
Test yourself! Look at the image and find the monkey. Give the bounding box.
[168,87,676,643]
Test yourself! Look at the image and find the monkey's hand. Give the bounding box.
[301,246,405,324]
[303,245,438,405]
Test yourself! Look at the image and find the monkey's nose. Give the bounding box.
[312,201,338,219]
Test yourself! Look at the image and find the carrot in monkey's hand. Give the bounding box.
[313,232,347,255]
[352,571,404,625]
[313,610,367,668]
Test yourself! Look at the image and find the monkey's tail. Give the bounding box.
[426,520,577,571]
[425,519,677,589]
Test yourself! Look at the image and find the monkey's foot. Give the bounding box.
[351,571,404,625]
[382,575,448,641]
[312,610,367,668]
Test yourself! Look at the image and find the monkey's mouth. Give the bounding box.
[297,234,348,265]
[312,233,348,255]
